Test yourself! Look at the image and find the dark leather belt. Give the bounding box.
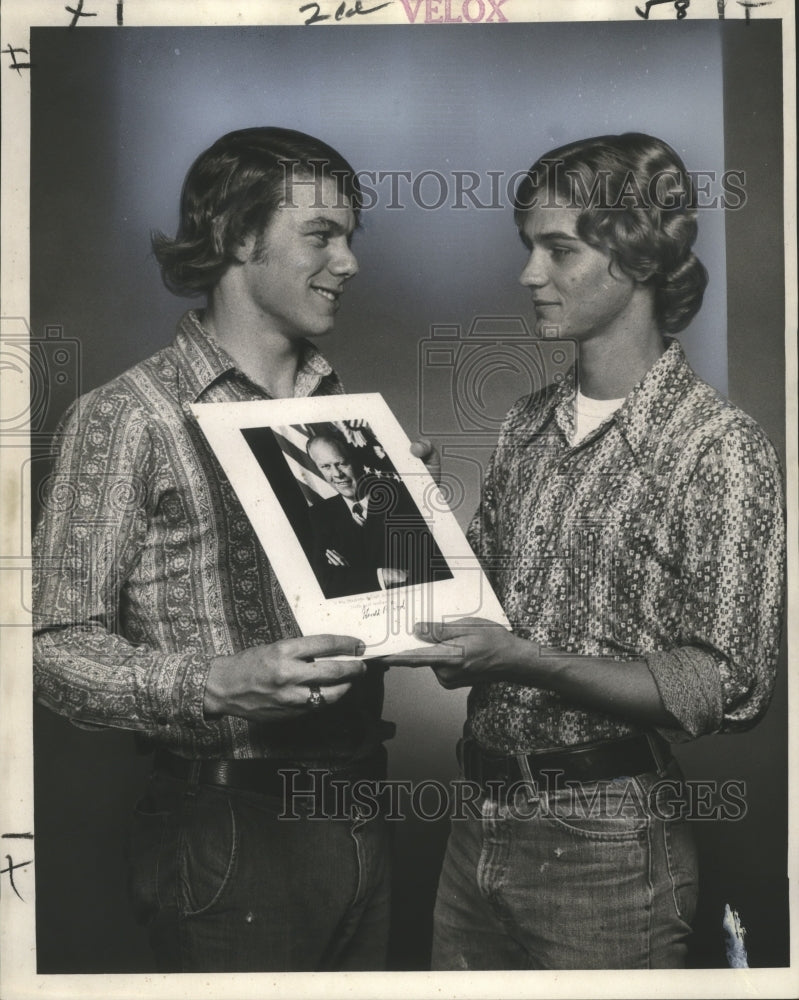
[460,734,668,796]
[152,746,387,799]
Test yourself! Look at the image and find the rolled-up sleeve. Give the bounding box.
[647,423,786,739]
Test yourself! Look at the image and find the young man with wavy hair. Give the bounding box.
[403,133,785,969]
[33,127,395,972]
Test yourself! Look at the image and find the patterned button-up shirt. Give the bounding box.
[33,311,388,761]
[467,340,785,753]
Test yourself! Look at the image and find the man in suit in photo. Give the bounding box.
[306,431,451,599]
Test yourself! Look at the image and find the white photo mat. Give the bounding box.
[192,392,510,656]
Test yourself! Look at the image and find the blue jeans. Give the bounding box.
[432,766,698,970]
[125,770,390,972]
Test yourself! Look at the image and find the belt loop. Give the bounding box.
[186,758,202,796]
[514,753,539,803]
[645,732,670,777]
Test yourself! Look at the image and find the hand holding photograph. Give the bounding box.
[192,392,509,656]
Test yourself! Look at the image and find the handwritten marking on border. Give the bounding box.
[299,0,393,25]
[635,0,690,19]
[1,855,33,901]
[60,1,124,28]
[66,0,98,28]
[4,44,33,73]
[737,0,773,21]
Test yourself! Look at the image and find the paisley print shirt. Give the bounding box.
[33,311,389,762]
[466,340,785,753]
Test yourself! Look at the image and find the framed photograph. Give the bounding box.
[192,393,509,656]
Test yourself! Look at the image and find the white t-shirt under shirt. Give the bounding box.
[572,387,626,445]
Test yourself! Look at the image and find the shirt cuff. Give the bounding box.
[645,647,724,742]
[149,649,214,728]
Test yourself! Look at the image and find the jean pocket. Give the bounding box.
[539,779,650,842]
[177,789,239,918]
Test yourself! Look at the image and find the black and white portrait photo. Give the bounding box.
[242,418,454,599]
[191,392,486,652]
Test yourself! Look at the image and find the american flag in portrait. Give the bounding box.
[271,420,401,507]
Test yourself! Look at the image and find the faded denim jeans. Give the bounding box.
[126,769,390,972]
[432,764,698,970]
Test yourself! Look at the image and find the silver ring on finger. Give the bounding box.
[306,682,326,709]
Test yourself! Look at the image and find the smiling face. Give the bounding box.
[308,438,361,500]
[238,174,359,340]
[517,204,637,344]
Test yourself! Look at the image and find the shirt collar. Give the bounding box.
[549,339,697,461]
[173,309,336,404]
[612,339,697,463]
[343,495,367,514]
[551,363,577,441]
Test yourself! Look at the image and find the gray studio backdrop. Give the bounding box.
[30,21,786,970]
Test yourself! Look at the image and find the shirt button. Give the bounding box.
[514,580,525,592]
[534,525,545,535]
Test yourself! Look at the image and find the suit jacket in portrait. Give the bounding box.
[307,479,452,599]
